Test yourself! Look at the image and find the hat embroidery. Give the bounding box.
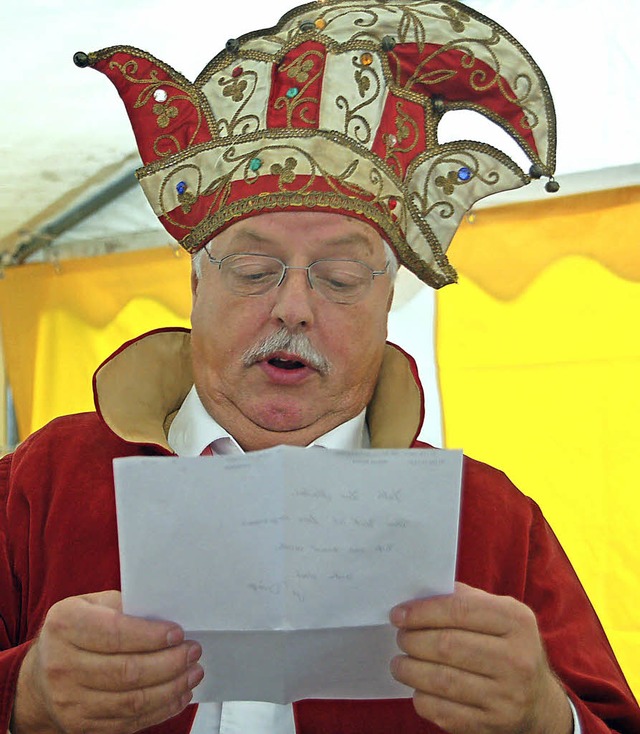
[78,0,557,289]
[384,100,421,177]
[287,55,315,84]
[441,5,471,34]
[273,45,325,128]
[271,157,299,186]
[221,76,248,103]
[153,101,179,129]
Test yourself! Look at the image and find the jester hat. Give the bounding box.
[75,0,557,288]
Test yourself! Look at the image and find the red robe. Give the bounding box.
[1,329,638,734]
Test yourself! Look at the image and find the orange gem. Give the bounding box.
[315,18,326,30]
[361,52,374,66]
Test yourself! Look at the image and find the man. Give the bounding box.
[2,1,639,733]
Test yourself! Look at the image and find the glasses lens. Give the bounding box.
[221,254,283,295]
[309,260,372,304]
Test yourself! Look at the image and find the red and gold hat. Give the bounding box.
[75,0,557,288]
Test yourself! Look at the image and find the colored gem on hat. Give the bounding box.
[386,134,398,147]
[457,167,472,182]
[286,87,299,99]
[315,18,326,30]
[249,157,263,172]
[153,89,168,103]
[545,178,560,193]
[381,35,396,51]
[226,38,240,53]
[389,197,398,210]
[300,20,315,32]
[360,52,374,66]
[232,66,243,78]
[176,181,188,195]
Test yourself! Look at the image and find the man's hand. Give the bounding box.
[11,591,204,734]
[389,583,573,734]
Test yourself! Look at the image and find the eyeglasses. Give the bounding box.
[204,250,389,304]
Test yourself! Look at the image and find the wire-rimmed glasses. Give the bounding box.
[204,249,389,304]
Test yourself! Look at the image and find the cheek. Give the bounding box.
[191,293,269,365]
[191,292,231,367]
[328,308,388,372]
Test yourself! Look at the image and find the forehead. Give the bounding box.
[212,211,384,257]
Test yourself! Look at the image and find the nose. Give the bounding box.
[270,267,315,329]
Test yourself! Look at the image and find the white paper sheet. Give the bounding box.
[113,446,462,703]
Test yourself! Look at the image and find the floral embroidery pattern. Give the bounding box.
[287,56,315,84]
[435,170,464,196]
[355,69,371,98]
[153,102,179,128]
[275,50,324,127]
[336,54,381,145]
[177,189,198,213]
[442,5,471,33]
[384,101,420,177]
[271,157,298,185]
[214,68,261,138]
[411,148,505,224]
[105,58,211,157]
[220,76,248,103]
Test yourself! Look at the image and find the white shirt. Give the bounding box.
[168,386,581,734]
[168,385,367,734]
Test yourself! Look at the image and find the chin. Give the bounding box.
[252,412,311,434]
[246,398,320,434]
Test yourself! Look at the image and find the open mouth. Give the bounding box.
[267,357,307,370]
[255,349,323,384]
[243,329,331,376]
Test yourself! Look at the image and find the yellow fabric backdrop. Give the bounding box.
[0,187,638,697]
[0,248,192,438]
[437,186,640,697]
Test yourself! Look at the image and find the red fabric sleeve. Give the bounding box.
[0,453,33,732]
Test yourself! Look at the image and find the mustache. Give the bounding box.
[242,327,332,375]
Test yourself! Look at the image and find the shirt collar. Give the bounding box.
[168,384,369,456]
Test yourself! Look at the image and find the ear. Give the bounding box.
[386,284,395,313]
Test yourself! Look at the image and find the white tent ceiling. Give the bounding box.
[1,0,639,259]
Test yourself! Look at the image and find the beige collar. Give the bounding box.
[93,328,424,451]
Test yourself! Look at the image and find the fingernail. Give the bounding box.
[390,656,402,678]
[188,664,204,689]
[389,605,407,627]
[167,626,184,646]
[187,643,202,664]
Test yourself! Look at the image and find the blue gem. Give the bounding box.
[176,181,187,195]
[249,158,263,172]
[286,87,299,99]
[457,167,472,182]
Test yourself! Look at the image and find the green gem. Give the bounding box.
[249,158,262,172]
[286,87,299,99]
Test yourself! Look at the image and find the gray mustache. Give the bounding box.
[242,327,331,375]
